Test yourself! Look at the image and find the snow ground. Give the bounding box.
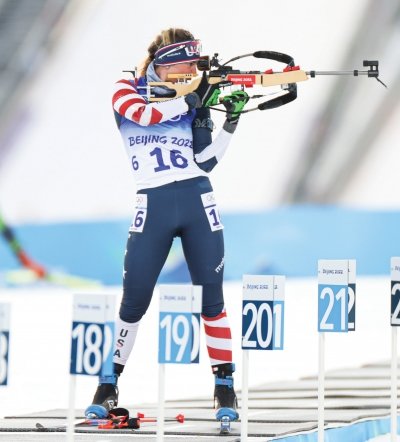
[0,276,396,423]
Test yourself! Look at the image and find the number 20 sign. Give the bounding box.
[242,275,285,350]
[70,294,115,376]
[318,260,356,332]
[158,285,202,364]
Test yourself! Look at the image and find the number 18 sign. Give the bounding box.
[158,285,202,364]
[242,275,285,350]
[70,294,115,376]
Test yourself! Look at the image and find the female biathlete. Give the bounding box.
[85,28,248,424]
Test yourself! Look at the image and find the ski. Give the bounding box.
[35,411,184,432]
[35,418,113,432]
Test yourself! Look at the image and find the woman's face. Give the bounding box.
[156,61,198,81]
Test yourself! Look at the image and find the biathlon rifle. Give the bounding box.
[125,51,387,113]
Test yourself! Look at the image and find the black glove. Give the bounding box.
[185,72,221,110]
[222,90,249,133]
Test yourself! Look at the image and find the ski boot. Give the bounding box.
[213,363,239,434]
[85,374,119,419]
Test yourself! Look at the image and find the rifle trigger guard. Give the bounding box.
[218,50,298,112]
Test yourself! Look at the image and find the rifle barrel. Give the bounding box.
[306,70,371,76]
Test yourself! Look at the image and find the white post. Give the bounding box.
[157,363,165,441]
[241,349,249,441]
[391,327,398,442]
[318,332,325,442]
[66,374,76,442]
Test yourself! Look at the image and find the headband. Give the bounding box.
[154,40,202,65]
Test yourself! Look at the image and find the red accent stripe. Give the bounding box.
[207,346,232,362]
[112,89,143,106]
[204,324,231,339]
[119,98,145,116]
[132,106,145,122]
[149,107,163,124]
[202,311,227,322]
[117,79,134,86]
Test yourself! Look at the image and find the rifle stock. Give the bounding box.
[147,70,308,102]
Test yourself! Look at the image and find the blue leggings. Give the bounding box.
[120,176,225,323]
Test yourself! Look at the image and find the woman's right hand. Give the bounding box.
[185,72,221,109]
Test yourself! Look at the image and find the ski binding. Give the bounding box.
[216,407,238,435]
[220,415,231,434]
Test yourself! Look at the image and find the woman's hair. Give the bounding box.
[140,28,195,76]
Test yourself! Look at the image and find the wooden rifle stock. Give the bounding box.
[147,70,309,102]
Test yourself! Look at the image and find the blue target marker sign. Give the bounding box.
[318,260,356,333]
[348,260,356,331]
[391,257,400,326]
[158,285,202,364]
[242,275,285,350]
[0,303,10,386]
[273,276,285,349]
[70,294,115,376]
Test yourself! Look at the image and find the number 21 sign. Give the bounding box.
[318,260,356,332]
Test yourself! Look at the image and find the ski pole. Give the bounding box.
[137,412,185,424]
[0,214,47,278]
[97,413,185,429]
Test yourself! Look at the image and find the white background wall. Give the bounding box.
[0,0,376,223]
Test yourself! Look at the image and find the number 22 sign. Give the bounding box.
[391,257,400,326]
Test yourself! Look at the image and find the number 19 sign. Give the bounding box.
[0,303,10,386]
[242,275,285,350]
[158,285,202,364]
[70,294,115,376]
[318,260,356,332]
